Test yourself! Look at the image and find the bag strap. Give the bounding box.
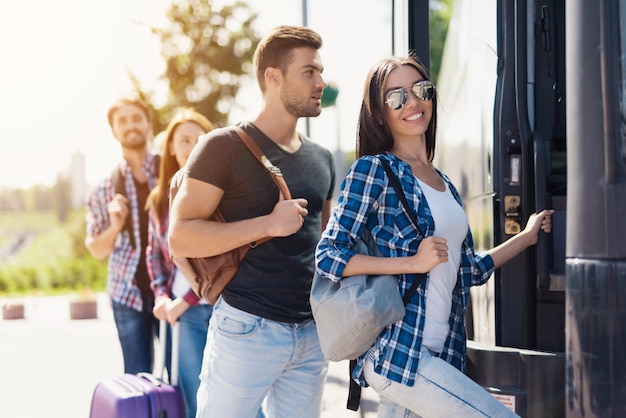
[234,126,292,200]
[379,158,426,305]
[111,154,161,249]
[347,157,427,412]
[110,162,135,247]
[232,126,293,248]
[346,359,361,411]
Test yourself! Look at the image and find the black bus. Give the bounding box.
[396,0,626,416]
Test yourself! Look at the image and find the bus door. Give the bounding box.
[428,0,567,416]
[489,0,567,355]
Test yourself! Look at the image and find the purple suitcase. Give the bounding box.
[89,322,185,418]
[89,372,185,418]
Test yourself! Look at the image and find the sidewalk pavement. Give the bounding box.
[0,294,378,418]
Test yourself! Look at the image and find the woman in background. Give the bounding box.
[146,108,214,418]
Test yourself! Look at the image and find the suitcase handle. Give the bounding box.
[137,372,163,387]
[157,320,180,386]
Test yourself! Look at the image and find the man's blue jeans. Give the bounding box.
[176,304,212,418]
[195,298,328,418]
[363,349,519,417]
[111,299,158,374]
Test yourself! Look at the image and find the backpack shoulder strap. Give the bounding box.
[110,161,136,248]
[111,162,126,196]
[233,126,292,200]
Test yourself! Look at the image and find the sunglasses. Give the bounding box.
[385,80,436,110]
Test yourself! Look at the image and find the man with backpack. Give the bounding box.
[168,26,335,417]
[85,96,161,374]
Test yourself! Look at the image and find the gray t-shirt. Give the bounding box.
[185,121,335,323]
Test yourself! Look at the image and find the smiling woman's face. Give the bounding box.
[383,65,433,143]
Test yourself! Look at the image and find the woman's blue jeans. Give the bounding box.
[175,304,212,418]
[363,349,519,417]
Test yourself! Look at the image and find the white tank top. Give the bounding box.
[172,268,208,304]
[417,178,468,353]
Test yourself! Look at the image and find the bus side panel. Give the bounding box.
[566,0,626,415]
[466,341,565,417]
[566,261,626,417]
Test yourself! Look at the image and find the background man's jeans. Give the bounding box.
[111,298,157,374]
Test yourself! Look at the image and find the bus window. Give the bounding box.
[436,0,498,344]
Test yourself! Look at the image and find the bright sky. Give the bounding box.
[0,0,391,190]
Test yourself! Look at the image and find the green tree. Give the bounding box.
[28,184,53,211]
[429,0,454,84]
[140,0,260,132]
[52,174,72,223]
[0,187,26,211]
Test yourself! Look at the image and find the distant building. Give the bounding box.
[68,152,87,209]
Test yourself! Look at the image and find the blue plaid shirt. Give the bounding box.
[315,153,494,387]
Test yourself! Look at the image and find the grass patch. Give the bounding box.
[0,210,57,258]
[0,210,57,231]
[0,210,107,296]
[12,227,73,266]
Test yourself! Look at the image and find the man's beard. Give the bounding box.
[281,86,322,118]
[123,140,147,150]
[121,130,148,149]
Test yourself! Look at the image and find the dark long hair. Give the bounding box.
[356,54,438,161]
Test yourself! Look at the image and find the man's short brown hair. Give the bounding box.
[253,25,323,93]
[106,97,152,128]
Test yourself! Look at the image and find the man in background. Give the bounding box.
[85,96,160,374]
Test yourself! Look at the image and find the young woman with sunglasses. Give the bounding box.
[315,55,554,417]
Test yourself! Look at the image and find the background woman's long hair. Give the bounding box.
[356,54,438,161]
[145,108,214,223]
